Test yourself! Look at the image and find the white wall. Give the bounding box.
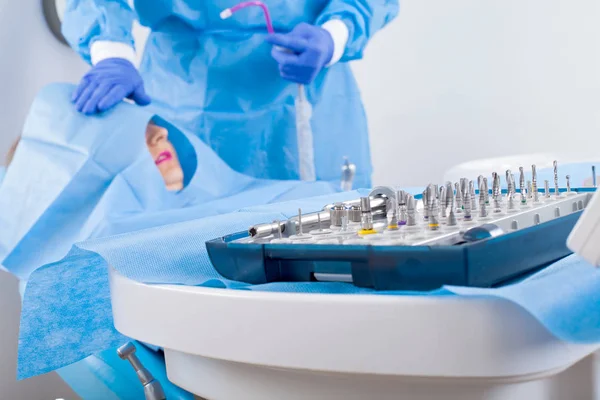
[0,0,87,160]
[0,1,83,398]
[355,0,600,186]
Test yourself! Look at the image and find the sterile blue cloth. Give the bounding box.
[3,83,348,395]
[0,83,338,281]
[17,187,600,381]
[62,0,400,187]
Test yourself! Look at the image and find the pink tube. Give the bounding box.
[228,1,275,34]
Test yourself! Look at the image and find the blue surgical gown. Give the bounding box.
[62,0,399,188]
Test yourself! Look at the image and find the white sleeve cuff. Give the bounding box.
[90,41,137,66]
[321,19,349,67]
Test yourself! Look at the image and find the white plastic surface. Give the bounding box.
[568,190,600,266]
[443,152,600,184]
[109,268,599,399]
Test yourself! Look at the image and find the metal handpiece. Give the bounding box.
[340,157,356,192]
[117,343,166,400]
[531,165,539,202]
[519,167,526,205]
[553,160,560,196]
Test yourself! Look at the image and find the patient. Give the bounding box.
[4,122,184,191]
[145,122,184,191]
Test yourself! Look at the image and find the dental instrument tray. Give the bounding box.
[206,164,597,291]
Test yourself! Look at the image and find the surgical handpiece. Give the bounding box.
[117,343,166,400]
[248,192,390,238]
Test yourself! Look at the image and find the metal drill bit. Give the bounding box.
[447,194,457,226]
[422,188,430,221]
[566,175,571,194]
[440,186,448,218]
[407,195,417,226]
[492,173,502,212]
[544,180,550,199]
[477,175,484,191]
[460,179,469,211]
[396,190,406,225]
[433,184,439,199]
[399,203,408,226]
[445,181,454,210]
[360,197,374,231]
[463,189,473,222]
[341,214,349,232]
[483,177,490,204]
[506,170,513,195]
[553,160,560,196]
[593,166,597,188]
[519,167,526,205]
[507,191,516,211]
[479,179,488,217]
[455,182,463,212]
[275,220,283,238]
[387,199,399,230]
[428,186,440,230]
[527,181,532,199]
[531,165,539,202]
[469,181,477,210]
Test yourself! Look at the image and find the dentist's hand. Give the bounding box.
[72,58,151,115]
[266,23,334,85]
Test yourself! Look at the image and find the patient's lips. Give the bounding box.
[155,151,173,165]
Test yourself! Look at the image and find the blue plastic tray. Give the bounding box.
[206,188,595,291]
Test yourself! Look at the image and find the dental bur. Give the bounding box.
[532,165,540,203]
[358,197,376,235]
[519,167,527,206]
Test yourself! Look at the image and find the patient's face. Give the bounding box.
[146,123,184,191]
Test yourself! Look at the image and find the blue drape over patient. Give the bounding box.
[0,83,338,281]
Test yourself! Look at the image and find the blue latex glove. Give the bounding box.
[266,23,334,85]
[72,58,151,115]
